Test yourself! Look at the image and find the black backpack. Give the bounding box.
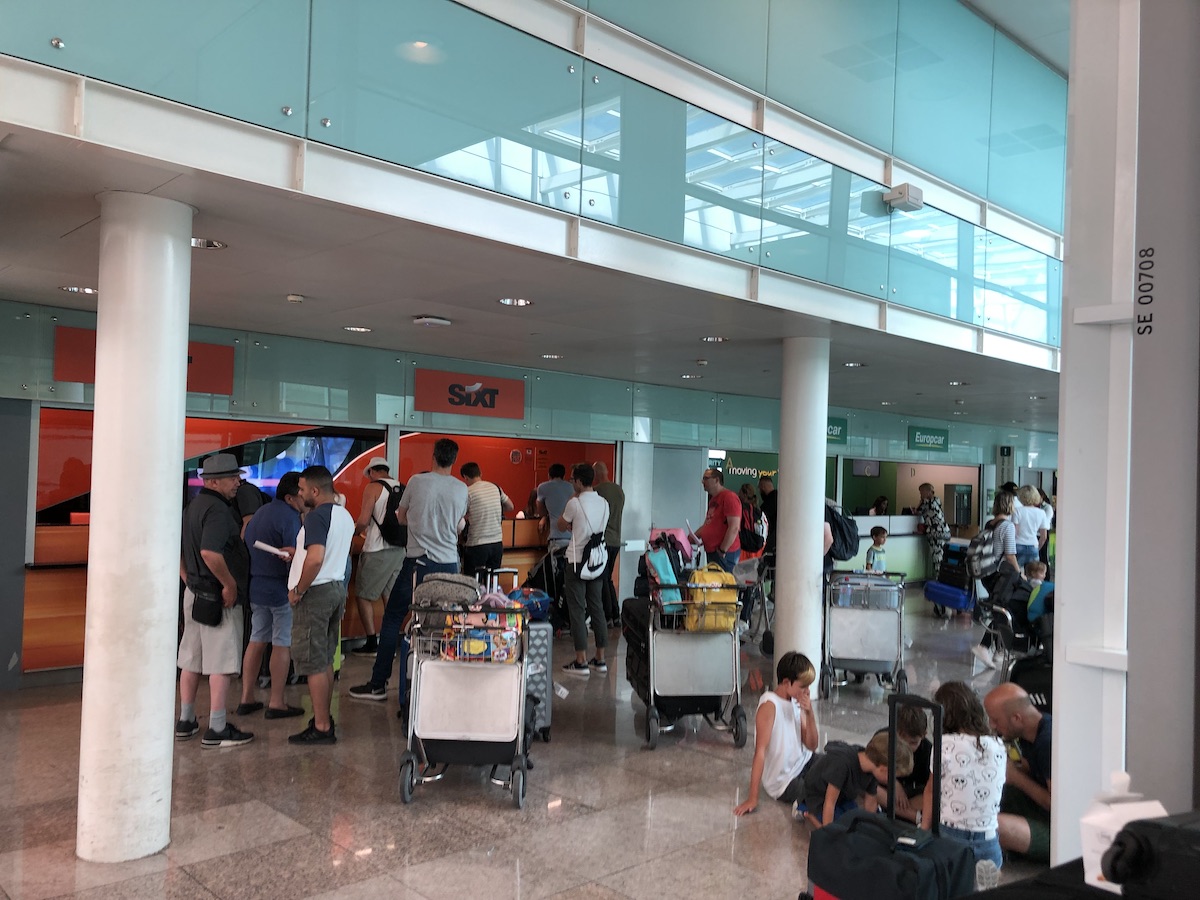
[373,480,408,547]
[739,506,765,553]
[825,503,860,561]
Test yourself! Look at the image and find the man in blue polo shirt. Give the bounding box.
[236,471,307,719]
[287,465,355,744]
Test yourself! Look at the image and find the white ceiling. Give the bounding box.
[0,122,1060,433]
[963,0,1071,76]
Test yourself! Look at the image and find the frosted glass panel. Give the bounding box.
[715,395,779,451]
[977,234,1059,345]
[0,0,309,136]
[989,35,1067,232]
[893,0,992,197]
[581,64,764,261]
[758,140,835,283]
[529,373,632,441]
[633,386,716,447]
[766,0,897,153]
[588,0,769,93]
[842,175,891,300]
[309,0,584,215]
[888,205,965,320]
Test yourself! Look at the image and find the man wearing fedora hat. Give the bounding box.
[351,457,406,657]
[177,452,254,748]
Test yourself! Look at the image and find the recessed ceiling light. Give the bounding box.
[541,353,564,360]
[498,297,533,307]
[880,401,895,406]
[190,238,226,249]
[286,293,305,304]
[953,411,967,416]
[59,286,97,295]
[1028,395,1045,400]
[701,336,727,343]
[681,374,703,380]
[843,362,865,368]
[412,315,452,328]
[948,380,968,386]
[954,399,965,405]
[342,325,372,333]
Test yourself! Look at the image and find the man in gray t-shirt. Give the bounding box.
[536,463,575,547]
[351,438,468,706]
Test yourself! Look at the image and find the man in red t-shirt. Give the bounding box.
[689,468,742,572]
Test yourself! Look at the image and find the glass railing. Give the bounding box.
[0,0,1061,347]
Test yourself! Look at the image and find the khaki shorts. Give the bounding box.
[177,588,244,676]
[356,547,405,600]
[290,581,346,676]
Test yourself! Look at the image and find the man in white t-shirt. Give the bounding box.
[351,458,406,656]
[287,465,355,745]
[559,462,610,676]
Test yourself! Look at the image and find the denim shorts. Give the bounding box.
[941,823,1003,869]
[250,602,293,647]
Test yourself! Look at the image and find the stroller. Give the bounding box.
[523,544,568,632]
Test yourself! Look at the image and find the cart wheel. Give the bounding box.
[933,604,946,618]
[853,672,866,684]
[819,667,832,700]
[646,706,660,750]
[895,670,909,694]
[398,752,417,804]
[539,726,551,743]
[732,705,748,749]
[511,766,526,809]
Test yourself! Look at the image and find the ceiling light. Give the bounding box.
[342,325,372,333]
[498,297,533,307]
[701,336,727,343]
[843,362,865,368]
[681,374,703,380]
[541,353,564,360]
[954,399,965,405]
[412,315,451,328]
[696,359,708,366]
[1028,395,1045,400]
[190,238,226,249]
[286,293,304,304]
[953,411,966,416]
[59,286,97,295]
[948,380,968,386]
[880,401,895,406]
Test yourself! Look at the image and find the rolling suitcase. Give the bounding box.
[525,620,553,742]
[923,580,973,613]
[803,693,975,900]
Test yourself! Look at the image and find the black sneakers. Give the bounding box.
[264,704,305,719]
[351,636,379,656]
[588,658,608,674]
[348,681,387,700]
[562,660,590,676]
[175,718,199,741]
[201,723,254,748]
[289,717,337,745]
[234,701,264,716]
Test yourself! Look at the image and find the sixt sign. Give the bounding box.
[414,369,525,419]
[908,426,949,452]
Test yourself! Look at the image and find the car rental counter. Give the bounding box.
[836,514,934,582]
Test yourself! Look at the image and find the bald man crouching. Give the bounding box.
[984,683,1052,863]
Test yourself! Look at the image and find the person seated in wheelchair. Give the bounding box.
[972,560,1054,670]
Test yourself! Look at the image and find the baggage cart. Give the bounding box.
[397,575,531,809]
[819,571,908,698]
[642,565,747,750]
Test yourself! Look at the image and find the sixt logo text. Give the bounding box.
[447,381,500,408]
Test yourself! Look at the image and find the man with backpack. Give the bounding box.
[351,457,406,657]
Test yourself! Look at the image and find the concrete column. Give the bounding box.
[77,193,193,862]
[774,336,829,676]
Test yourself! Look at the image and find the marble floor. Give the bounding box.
[0,590,1044,899]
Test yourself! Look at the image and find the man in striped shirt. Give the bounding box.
[460,462,514,578]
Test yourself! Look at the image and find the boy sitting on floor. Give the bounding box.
[796,732,913,828]
[873,704,932,822]
[734,651,819,816]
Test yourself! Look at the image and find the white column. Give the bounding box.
[77,193,194,862]
[774,336,829,676]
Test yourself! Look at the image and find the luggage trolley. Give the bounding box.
[819,571,908,699]
[398,576,531,809]
[643,576,747,750]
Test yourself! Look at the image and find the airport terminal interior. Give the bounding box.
[4,0,1187,897]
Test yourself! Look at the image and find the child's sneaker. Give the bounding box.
[588,658,608,674]
[561,660,590,676]
[791,800,805,822]
[975,859,1001,891]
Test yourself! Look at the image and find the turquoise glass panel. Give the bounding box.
[581,63,764,262]
[715,395,779,452]
[633,385,717,447]
[887,205,964,319]
[528,373,633,441]
[1,306,56,400]
[587,0,769,93]
[988,34,1067,232]
[976,234,1058,344]
[758,140,835,284]
[0,0,308,136]
[766,0,897,153]
[893,0,992,197]
[841,174,891,300]
[309,0,584,215]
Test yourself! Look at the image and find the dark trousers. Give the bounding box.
[600,544,620,622]
[370,555,459,691]
[462,542,504,580]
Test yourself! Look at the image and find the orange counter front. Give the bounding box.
[24,525,89,671]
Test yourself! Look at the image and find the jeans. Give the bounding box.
[564,565,607,654]
[370,555,459,691]
[462,542,504,580]
[941,824,1004,869]
[711,549,740,573]
[1016,544,1039,567]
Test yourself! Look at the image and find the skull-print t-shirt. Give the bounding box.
[939,733,1007,833]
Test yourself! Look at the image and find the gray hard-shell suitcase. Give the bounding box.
[526,621,553,742]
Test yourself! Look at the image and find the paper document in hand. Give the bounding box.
[253,540,290,559]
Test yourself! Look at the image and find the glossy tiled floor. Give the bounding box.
[0,590,1044,899]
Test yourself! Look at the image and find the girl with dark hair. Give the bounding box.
[922,682,1006,881]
